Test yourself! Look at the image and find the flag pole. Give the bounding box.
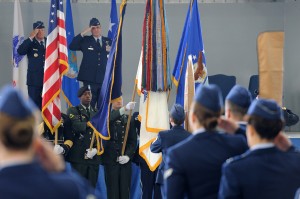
[89,132,96,150]
[54,129,58,145]
[121,82,137,156]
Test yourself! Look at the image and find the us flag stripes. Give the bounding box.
[42,0,68,133]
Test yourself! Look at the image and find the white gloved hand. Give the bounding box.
[53,145,64,155]
[86,148,97,159]
[118,155,130,164]
[125,102,136,111]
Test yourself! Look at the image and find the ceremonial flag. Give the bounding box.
[172,0,208,108]
[137,0,171,171]
[12,0,28,96]
[62,0,80,107]
[108,0,118,40]
[88,0,127,155]
[42,0,68,133]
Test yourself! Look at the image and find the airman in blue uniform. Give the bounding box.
[0,85,96,199]
[150,104,190,198]
[69,18,112,109]
[17,21,46,110]
[219,99,300,199]
[219,85,252,137]
[165,85,248,199]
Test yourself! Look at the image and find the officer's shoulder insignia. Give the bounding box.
[69,114,74,118]
[164,168,173,180]
[86,194,97,199]
[225,152,248,164]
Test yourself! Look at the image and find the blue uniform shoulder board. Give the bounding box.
[225,151,249,164]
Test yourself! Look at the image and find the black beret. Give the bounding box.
[77,85,91,97]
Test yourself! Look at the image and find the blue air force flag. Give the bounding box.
[172,0,208,107]
[62,0,80,107]
[108,0,118,40]
[88,1,127,155]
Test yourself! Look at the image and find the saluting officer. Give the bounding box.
[69,18,112,109]
[102,98,137,199]
[64,85,100,187]
[17,21,46,110]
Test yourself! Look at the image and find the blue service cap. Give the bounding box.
[194,84,223,112]
[0,85,37,119]
[77,85,91,97]
[170,104,185,121]
[226,85,252,108]
[33,21,45,29]
[89,18,100,27]
[247,99,284,121]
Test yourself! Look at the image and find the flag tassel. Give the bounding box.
[121,82,137,156]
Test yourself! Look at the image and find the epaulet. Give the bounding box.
[225,151,249,164]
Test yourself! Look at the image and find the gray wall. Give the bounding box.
[284,1,300,131]
[2,2,295,127]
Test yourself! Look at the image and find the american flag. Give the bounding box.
[42,0,68,133]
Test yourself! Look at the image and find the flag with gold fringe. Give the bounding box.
[42,0,68,133]
[88,0,127,155]
[136,0,171,171]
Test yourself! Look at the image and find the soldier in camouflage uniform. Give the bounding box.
[65,85,100,187]
[102,98,137,199]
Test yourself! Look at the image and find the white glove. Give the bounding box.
[53,145,64,155]
[125,102,136,111]
[86,148,97,159]
[118,155,130,164]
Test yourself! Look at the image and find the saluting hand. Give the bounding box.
[29,29,39,40]
[81,26,92,37]
[218,116,239,134]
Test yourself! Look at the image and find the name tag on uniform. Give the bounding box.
[33,48,38,51]
[88,47,94,50]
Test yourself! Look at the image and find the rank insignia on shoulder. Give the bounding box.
[69,114,74,118]
[164,168,173,180]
